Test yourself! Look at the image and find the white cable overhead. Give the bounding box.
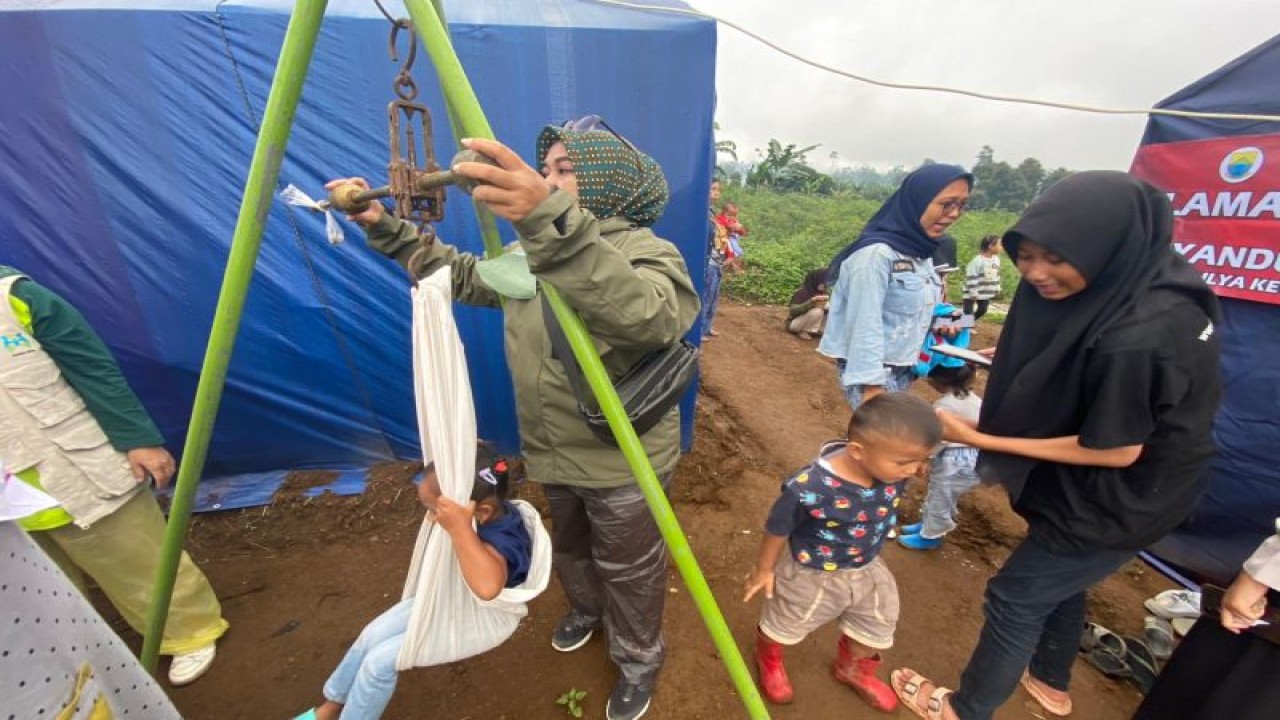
[589,0,1280,124]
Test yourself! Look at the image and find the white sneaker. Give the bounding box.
[1143,589,1202,620]
[168,644,216,686]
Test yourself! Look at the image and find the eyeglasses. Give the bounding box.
[937,199,970,217]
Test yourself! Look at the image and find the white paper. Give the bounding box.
[930,344,993,367]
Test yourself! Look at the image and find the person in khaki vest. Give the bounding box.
[326,117,699,720]
[0,266,228,685]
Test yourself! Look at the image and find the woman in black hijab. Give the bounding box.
[890,171,1222,720]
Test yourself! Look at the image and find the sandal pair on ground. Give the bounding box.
[890,668,1071,720]
[1079,621,1165,693]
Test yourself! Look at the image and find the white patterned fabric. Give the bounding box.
[0,521,180,718]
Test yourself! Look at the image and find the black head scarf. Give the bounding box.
[827,164,973,283]
[977,171,1218,498]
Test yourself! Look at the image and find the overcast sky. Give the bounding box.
[689,0,1280,173]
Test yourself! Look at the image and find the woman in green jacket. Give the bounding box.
[329,118,699,720]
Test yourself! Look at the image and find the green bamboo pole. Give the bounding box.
[402,0,499,258]
[402,3,769,717]
[139,0,330,672]
[427,0,504,259]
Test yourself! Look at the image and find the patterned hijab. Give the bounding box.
[536,126,669,227]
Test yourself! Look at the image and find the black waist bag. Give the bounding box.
[542,295,699,446]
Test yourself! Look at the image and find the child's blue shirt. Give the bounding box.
[764,445,901,571]
[477,501,532,588]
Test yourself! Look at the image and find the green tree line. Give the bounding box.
[716,139,1074,212]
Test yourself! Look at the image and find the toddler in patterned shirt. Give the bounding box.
[744,393,940,712]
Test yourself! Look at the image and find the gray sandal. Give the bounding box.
[1124,636,1159,693]
[1079,622,1126,656]
[1143,615,1176,660]
[1085,644,1132,678]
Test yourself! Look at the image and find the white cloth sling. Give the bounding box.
[396,267,551,670]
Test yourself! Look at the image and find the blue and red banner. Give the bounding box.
[1132,132,1280,304]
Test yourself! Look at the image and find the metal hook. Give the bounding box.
[388,18,416,73]
[388,19,418,101]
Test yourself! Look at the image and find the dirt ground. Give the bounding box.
[146,301,1175,719]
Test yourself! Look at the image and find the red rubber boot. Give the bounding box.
[831,635,899,712]
[755,629,795,704]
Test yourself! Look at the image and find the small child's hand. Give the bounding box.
[743,569,776,603]
[432,494,477,535]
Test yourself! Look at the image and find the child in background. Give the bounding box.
[898,364,983,551]
[744,394,941,712]
[963,235,1003,320]
[716,201,749,273]
[302,450,533,720]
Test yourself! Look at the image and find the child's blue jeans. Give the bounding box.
[920,446,980,539]
[324,598,411,720]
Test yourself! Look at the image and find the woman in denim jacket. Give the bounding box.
[819,165,974,410]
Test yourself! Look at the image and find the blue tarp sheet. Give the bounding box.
[0,0,716,509]
[1137,35,1280,584]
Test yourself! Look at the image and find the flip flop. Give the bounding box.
[891,668,953,720]
[1124,636,1159,693]
[1085,644,1132,678]
[1143,616,1176,660]
[1020,670,1073,717]
[1144,589,1201,620]
[1079,622,1126,656]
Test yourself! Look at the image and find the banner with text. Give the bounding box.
[1132,133,1280,304]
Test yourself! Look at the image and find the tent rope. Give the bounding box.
[593,0,1280,123]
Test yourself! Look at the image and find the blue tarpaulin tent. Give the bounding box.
[1132,35,1280,584]
[0,0,716,508]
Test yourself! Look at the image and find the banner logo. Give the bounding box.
[1219,147,1263,184]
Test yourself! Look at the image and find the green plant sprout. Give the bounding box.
[556,688,588,718]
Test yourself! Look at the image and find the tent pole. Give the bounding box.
[402,2,770,717]
[140,0,330,673]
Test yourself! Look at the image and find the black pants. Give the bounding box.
[545,477,671,690]
[963,298,990,320]
[950,533,1133,720]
